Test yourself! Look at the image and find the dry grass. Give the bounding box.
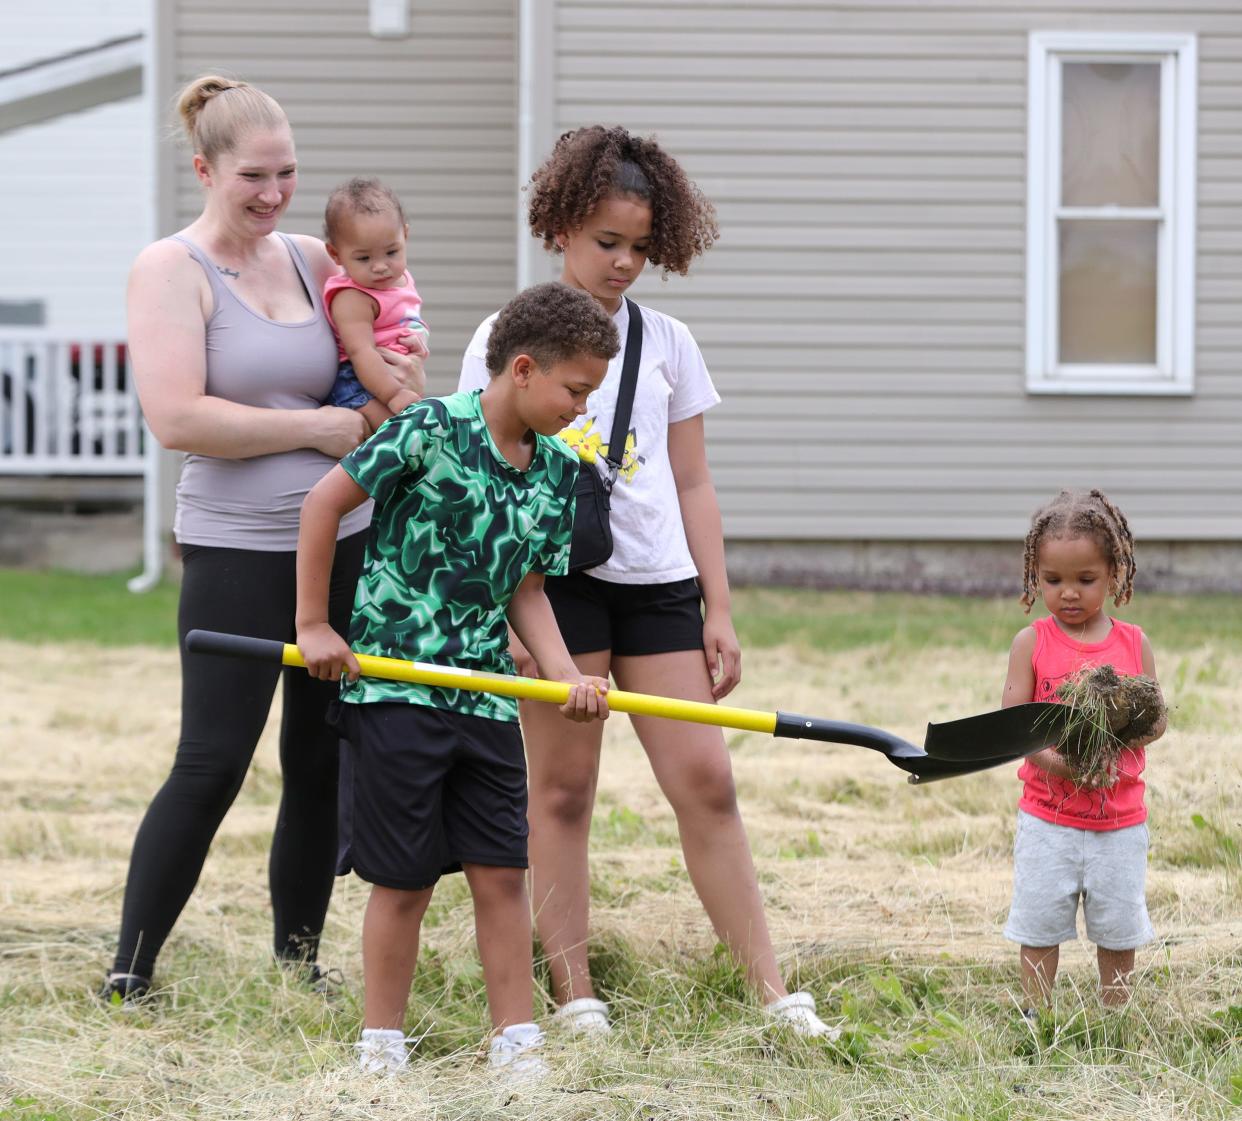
[1,630,1239,1120]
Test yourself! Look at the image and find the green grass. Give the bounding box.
[731,587,1242,655]
[1,575,1238,1120]
[3,567,1241,653]
[0,569,179,647]
[1163,812,1242,883]
[2,939,1239,1120]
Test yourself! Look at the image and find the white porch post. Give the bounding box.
[127,0,162,592]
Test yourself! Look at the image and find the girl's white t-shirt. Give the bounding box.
[458,298,720,585]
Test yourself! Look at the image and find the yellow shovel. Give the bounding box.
[185,629,1054,783]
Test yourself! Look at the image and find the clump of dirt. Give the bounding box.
[1051,664,1166,786]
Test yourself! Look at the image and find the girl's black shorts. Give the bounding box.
[545,572,704,657]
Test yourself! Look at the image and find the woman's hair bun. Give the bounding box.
[175,74,287,162]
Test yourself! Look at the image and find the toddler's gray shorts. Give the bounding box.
[1003,810,1154,950]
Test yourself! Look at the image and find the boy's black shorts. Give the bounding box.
[332,701,528,891]
[545,573,704,657]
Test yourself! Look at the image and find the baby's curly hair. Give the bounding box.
[323,177,405,243]
[1020,489,1137,611]
[486,282,619,377]
[527,126,718,276]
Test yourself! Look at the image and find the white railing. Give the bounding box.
[0,330,144,474]
[0,329,162,590]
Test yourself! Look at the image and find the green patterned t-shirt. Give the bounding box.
[338,389,578,721]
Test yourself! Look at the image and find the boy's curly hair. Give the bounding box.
[486,282,619,377]
[527,126,718,276]
[323,176,406,242]
[1020,489,1137,611]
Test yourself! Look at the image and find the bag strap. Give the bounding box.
[602,297,643,479]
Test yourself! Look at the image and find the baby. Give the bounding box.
[322,177,429,432]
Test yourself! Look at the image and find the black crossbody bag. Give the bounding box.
[566,298,643,574]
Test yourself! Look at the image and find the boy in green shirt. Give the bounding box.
[296,282,618,1078]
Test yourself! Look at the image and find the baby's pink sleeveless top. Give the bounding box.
[323,272,425,361]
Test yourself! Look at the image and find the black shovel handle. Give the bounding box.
[774,712,925,760]
[186,630,286,664]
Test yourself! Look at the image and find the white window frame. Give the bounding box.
[1025,31,1197,395]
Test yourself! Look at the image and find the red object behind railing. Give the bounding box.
[68,343,129,366]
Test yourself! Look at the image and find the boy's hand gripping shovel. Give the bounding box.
[185,630,1058,783]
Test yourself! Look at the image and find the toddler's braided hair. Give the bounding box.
[1020,489,1137,612]
[526,125,718,276]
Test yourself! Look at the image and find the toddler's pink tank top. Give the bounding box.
[1017,615,1148,830]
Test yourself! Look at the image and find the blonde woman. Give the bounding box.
[103,75,423,1002]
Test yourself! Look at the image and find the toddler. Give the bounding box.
[1000,489,1166,1010]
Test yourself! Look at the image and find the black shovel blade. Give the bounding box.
[923,702,1068,762]
[891,751,1025,785]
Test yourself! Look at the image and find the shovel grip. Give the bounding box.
[185,629,288,665]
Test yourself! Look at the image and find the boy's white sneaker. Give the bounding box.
[488,1022,549,1083]
[356,1027,410,1075]
[765,991,842,1041]
[552,996,612,1035]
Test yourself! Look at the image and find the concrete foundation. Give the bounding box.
[724,539,1242,596]
[0,503,143,573]
[0,475,145,573]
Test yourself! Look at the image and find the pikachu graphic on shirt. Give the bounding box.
[559,420,645,482]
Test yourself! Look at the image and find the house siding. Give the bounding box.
[160,0,1242,546]
[0,98,146,335]
[0,0,146,336]
[168,0,517,394]
[1,4,144,69]
[549,0,1242,541]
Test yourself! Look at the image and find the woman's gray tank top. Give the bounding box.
[171,233,371,550]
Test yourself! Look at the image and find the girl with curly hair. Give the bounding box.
[459,125,836,1040]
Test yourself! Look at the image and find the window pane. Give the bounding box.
[1062,62,1160,207]
[1058,220,1157,364]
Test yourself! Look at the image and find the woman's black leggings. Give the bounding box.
[112,531,366,979]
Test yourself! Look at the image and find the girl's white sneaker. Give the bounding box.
[355,1027,410,1074]
[765,991,842,1040]
[488,1022,549,1083]
[553,996,612,1035]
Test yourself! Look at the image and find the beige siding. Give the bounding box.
[167,0,516,395]
[161,0,1242,544]
[552,0,1242,541]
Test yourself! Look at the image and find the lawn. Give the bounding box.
[0,573,1238,1120]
